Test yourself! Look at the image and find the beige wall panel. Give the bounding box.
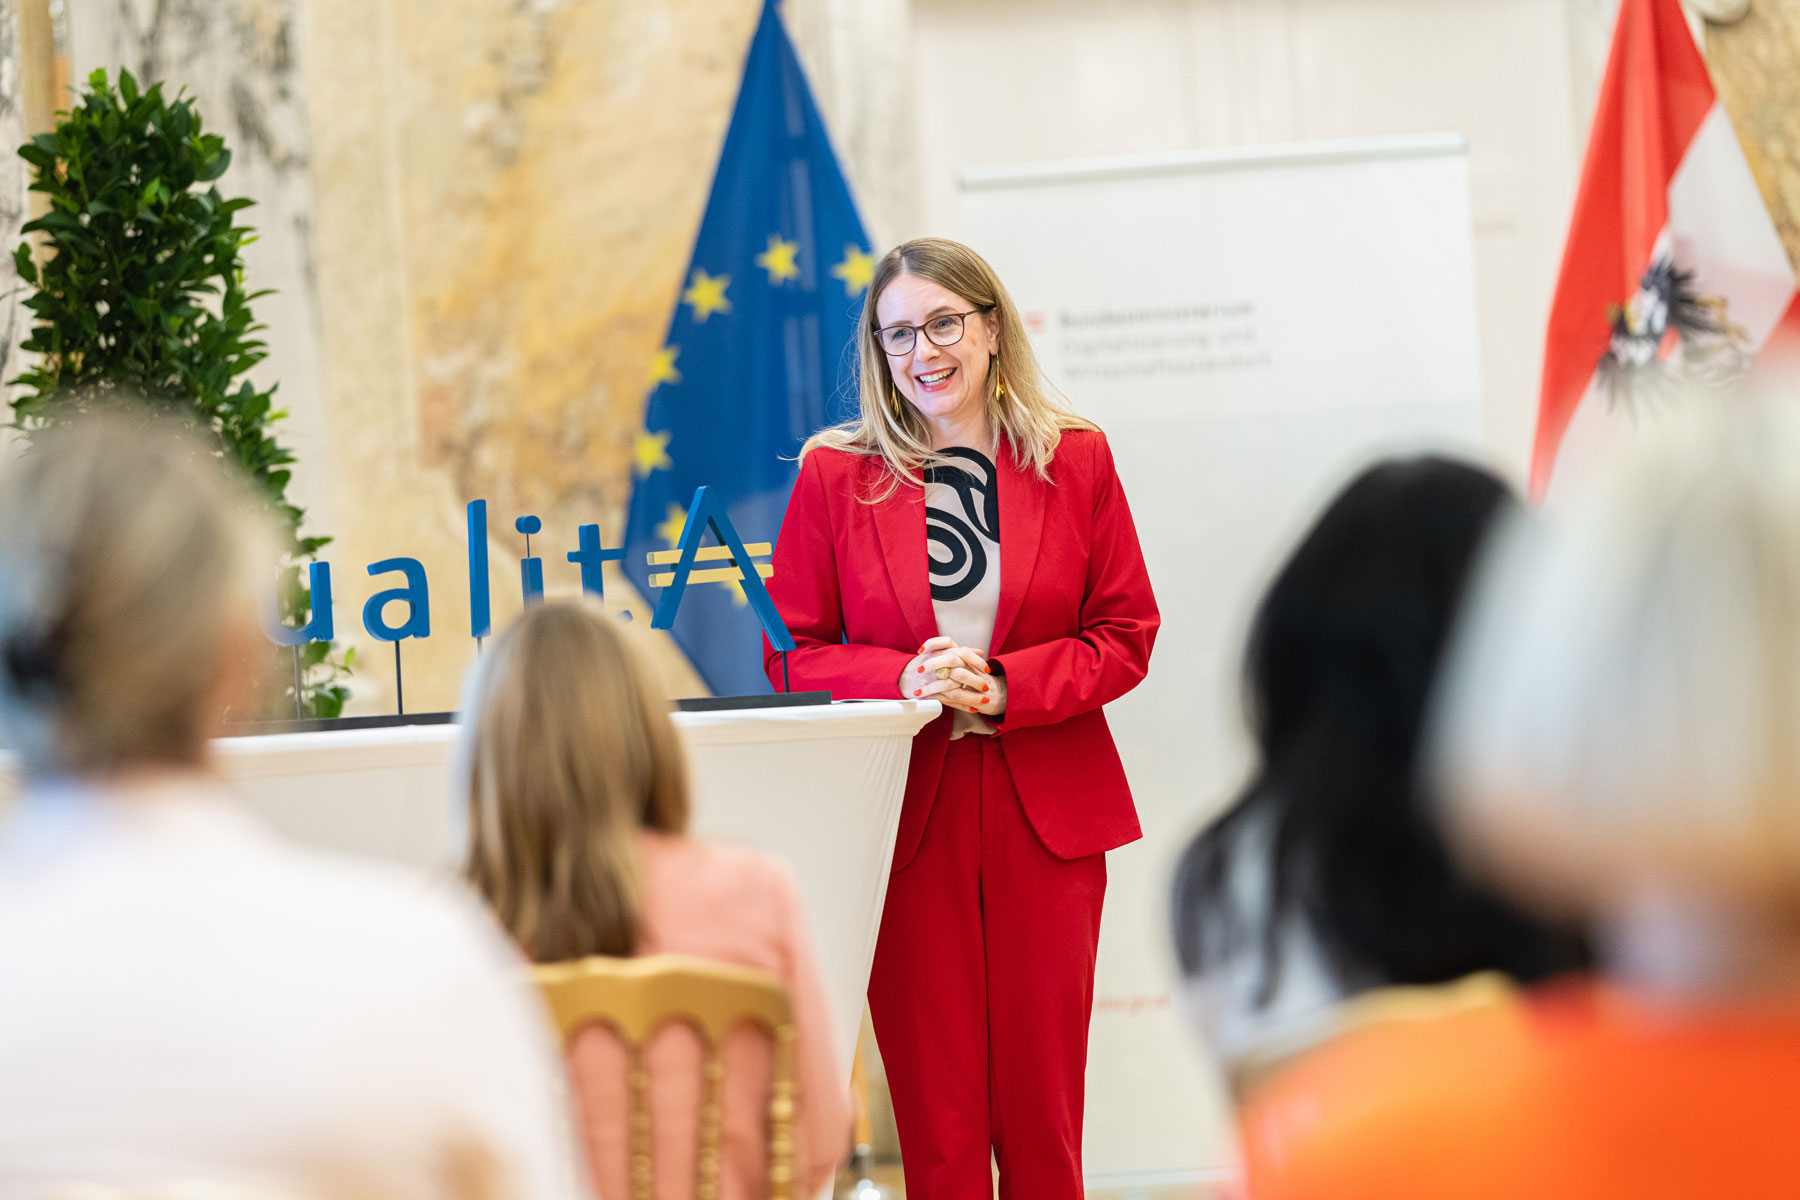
[913,0,1583,484]
[1285,0,1581,479]
[914,0,1203,238]
[768,0,920,247]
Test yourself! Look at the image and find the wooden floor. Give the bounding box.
[843,1016,1232,1199]
[833,1163,1231,1199]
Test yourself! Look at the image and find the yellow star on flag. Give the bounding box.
[649,345,681,388]
[682,269,731,322]
[830,245,875,296]
[655,502,687,549]
[655,502,686,548]
[653,501,749,606]
[634,429,672,477]
[755,234,801,284]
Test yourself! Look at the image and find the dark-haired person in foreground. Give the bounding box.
[1170,456,1587,1096]
[1242,395,1800,1200]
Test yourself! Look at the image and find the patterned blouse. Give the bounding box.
[925,445,1000,738]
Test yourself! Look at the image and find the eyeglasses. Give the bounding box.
[875,308,991,356]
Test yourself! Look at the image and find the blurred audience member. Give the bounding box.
[459,601,849,1200]
[1242,397,1800,1199]
[1170,457,1587,1094]
[0,413,582,1200]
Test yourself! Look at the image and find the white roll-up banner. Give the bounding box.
[957,134,1487,1188]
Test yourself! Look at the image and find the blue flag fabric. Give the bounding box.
[623,0,872,698]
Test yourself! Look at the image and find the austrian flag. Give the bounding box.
[1533,0,1799,498]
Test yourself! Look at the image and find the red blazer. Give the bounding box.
[763,429,1159,869]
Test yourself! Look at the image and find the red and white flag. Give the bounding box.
[1534,0,1799,499]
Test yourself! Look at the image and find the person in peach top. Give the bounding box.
[458,601,850,1200]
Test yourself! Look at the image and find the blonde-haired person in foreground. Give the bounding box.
[1240,392,1800,1200]
[0,413,584,1200]
[459,601,849,1200]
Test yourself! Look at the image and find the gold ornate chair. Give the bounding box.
[530,954,798,1200]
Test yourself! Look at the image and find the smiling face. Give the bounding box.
[875,271,1000,442]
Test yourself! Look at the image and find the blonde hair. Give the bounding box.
[0,411,272,778]
[459,601,690,962]
[1431,390,1800,914]
[802,237,1096,498]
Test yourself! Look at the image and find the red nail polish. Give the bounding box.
[983,685,990,693]
[914,689,922,697]
[981,697,990,704]
[984,666,992,674]
[917,666,924,673]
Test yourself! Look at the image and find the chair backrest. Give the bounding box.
[531,954,798,1200]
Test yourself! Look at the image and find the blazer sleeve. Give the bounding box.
[763,451,913,699]
[990,434,1159,732]
[768,861,852,1195]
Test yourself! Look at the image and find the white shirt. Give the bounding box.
[925,446,1001,738]
[1179,808,1349,1078]
[0,775,586,1200]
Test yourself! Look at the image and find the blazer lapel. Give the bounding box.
[871,469,939,649]
[991,446,1046,655]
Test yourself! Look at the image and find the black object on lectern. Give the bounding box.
[221,692,834,737]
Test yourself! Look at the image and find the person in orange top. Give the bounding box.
[1244,980,1800,1200]
[458,602,850,1200]
[1242,395,1800,1199]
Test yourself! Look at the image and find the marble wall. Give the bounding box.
[304,0,862,710]
[1708,0,1800,279]
[68,0,334,526]
[58,0,820,711]
[0,0,29,421]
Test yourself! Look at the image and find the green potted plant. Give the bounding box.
[10,67,351,717]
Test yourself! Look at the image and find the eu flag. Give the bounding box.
[623,0,872,697]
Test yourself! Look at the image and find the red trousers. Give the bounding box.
[868,736,1107,1200]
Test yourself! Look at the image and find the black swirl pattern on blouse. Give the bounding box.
[925,447,999,603]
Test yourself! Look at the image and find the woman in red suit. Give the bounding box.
[764,237,1159,1199]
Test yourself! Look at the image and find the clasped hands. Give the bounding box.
[899,635,1006,716]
